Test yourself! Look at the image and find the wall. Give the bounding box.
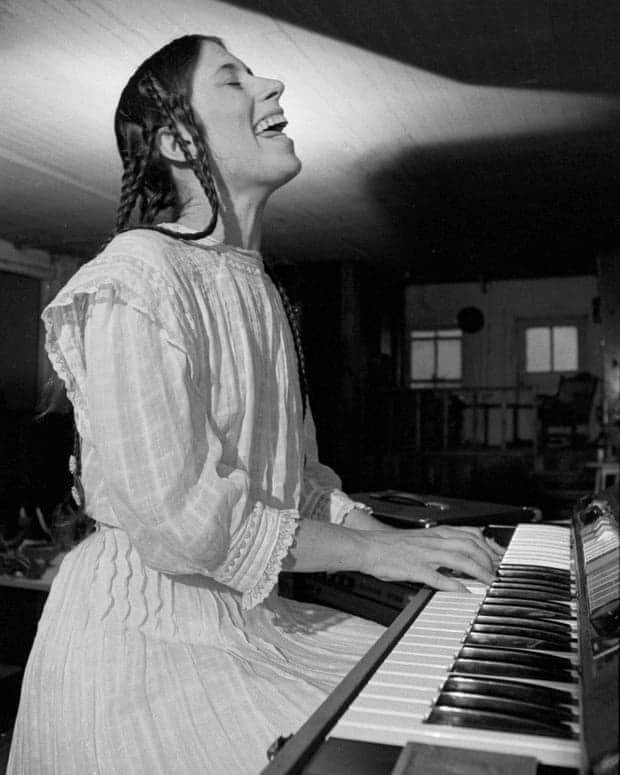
[0,240,81,526]
[405,275,602,444]
[0,271,41,409]
[287,259,404,490]
[0,238,81,405]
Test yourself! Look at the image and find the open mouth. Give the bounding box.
[254,113,288,138]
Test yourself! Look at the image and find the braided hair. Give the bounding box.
[110,35,309,413]
[112,35,221,240]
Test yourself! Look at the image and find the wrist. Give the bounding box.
[354,529,378,576]
[343,507,391,531]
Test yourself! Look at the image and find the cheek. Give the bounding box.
[206,119,255,163]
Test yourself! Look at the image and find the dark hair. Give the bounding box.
[113,34,221,238]
[110,34,310,410]
[45,35,310,515]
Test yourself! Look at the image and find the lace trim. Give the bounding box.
[43,312,82,415]
[300,487,372,525]
[182,248,264,278]
[330,491,373,526]
[242,510,299,610]
[213,500,266,583]
[156,223,265,275]
[221,253,264,276]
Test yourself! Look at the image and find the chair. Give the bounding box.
[538,372,599,447]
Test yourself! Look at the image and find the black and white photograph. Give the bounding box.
[0,2,618,773]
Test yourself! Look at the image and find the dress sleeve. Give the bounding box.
[42,262,299,609]
[299,407,372,525]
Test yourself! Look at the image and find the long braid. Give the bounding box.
[173,92,221,221]
[114,69,310,415]
[115,148,152,233]
[137,73,219,239]
[59,35,231,526]
[139,187,174,225]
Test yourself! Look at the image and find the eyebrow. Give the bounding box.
[214,62,254,78]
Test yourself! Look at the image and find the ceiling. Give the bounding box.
[1,0,619,282]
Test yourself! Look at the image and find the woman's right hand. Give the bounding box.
[360,525,502,591]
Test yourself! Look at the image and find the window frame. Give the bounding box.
[517,316,586,380]
[409,327,463,388]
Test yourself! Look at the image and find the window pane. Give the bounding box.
[526,327,551,372]
[411,330,435,339]
[437,329,462,338]
[411,340,435,380]
[553,326,578,371]
[437,339,461,379]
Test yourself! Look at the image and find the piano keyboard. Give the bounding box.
[331,524,583,770]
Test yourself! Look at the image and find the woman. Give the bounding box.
[8,35,501,774]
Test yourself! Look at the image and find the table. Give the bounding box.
[0,551,66,592]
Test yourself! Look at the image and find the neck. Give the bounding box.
[176,189,267,251]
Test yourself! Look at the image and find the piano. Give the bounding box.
[263,489,619,775]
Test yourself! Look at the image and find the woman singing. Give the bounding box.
[9,35,500,774]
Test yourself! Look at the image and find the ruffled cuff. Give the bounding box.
[213,503,300,609]
[303,488,373,525]
[331,492,374,526]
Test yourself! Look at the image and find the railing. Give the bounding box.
[362,385,539,455]
[451,385,538,452]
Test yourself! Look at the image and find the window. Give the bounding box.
[410,328,462,386]
[525,325,578,373]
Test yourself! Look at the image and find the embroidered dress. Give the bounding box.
[8,228,384,775]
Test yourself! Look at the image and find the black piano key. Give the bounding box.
[436,691,576,723]
[458,645,574,672]
[442,675,575,707]
[497,565,571,578]
[498,566,571,582]
[452,657,575,683]
[487,588,571,604]
[471,623,573,644]
[481,598,573,617]
[494,571,571,583]
[426,705,577,739]
[500,562,570,574]
[465,632,573,653]
[490,581,572,597]
[495,580,572,594]
[474,615,572,635]
[479,603,573,621]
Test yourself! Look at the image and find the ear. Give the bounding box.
[156,126,196,163]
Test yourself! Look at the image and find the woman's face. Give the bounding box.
[189,41,301,197]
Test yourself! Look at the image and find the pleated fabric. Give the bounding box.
[8,228,386,774]
[8,526,384,774]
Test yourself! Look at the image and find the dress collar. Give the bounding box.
[157,222,264,271]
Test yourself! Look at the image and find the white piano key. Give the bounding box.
[331,719,582,770]
[370,667,446,686]
[391,644,459,658]
[331,522,582,770]
[365,674,443,694]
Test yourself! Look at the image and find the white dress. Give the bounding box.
[8,228,384,775]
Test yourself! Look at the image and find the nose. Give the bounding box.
[257,76,284,101]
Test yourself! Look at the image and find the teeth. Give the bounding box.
[254,113,287,134]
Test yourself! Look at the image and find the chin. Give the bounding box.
[265,154,302,193]
[281,155,303,184]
